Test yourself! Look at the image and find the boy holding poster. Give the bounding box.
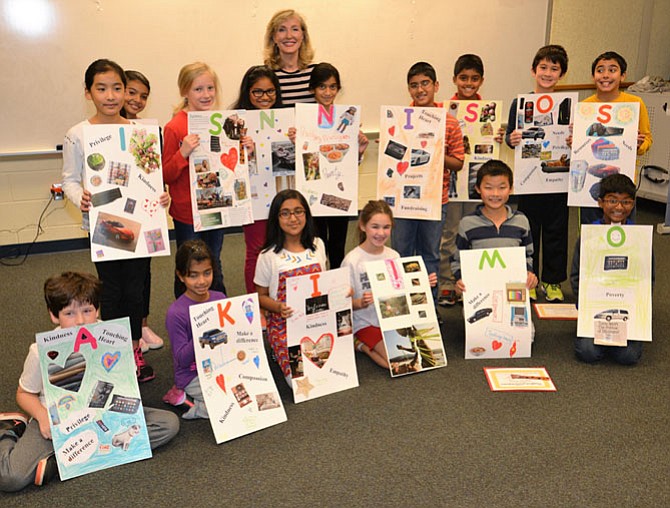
[392,62,464,301]
[579,51,653,225]
[505,45,570,303]
[570,174,653,365]
[0,272,178,492]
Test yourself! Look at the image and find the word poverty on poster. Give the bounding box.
[513,92,577,194]
[188,110,253,230]
[447,100,502,201]
[189,294,287,443]
[377,106,446,220]
[577,225,652,345]
[286,267,359,402]
[366,256,447,377]
[36,318,151,481]
[568,101,639,207]
[459,247,533,359]
[295,103,360,216]
[84,124,170,262]
[245,108,296,220]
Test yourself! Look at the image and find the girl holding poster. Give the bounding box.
[163,62,226,298]
[231,65,291,293]
[308,63,369,268]
[163,240,226,416]
[254,190,327,381]
[61,59,167,383]
[343,201,438,369]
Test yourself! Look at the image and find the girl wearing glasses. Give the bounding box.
[254,189,326,382]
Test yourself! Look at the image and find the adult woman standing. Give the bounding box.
[264,9,316,105]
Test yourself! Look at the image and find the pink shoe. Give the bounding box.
[162,385,186,406]
[141,326,164,349]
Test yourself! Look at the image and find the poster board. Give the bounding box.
[377,106,446,220]
[36,318,151,481]
[189,294,287,443]
[568,102,639,207]
[366,256,447,377]
[577,225,652,343]
[295,103,360,216]
[513,93,577,194]
[286,268,359,402]
[246,108,296,221]
[446,100,503,201]
[460,247,533,359]
[187,110,253,230]
[84,124,170,262]
[484,367,556,392]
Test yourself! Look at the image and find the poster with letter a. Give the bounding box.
[513,92,577,194]
[286,267,359,402]
[577,225,652,344]
[568,102,639,207]
[460,247,532,359]
[189,294,287,443]
[295,103,360,216]
[365,256,447,377]
[245,108,296,220]
[84,124,170,262]
[446,100,503,201]
[377,106,446,219]
[36,318,152,481]
[187,110,253,230]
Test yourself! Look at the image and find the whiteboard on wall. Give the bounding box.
[0,0,549,152]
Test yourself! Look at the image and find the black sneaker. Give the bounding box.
[34,455,58,486]
[134,347,156,383]
[0,413,27,439]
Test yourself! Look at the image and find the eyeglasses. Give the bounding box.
[250,88,277,98]
[408,79,434,90]
[603,198,635,207]
[279,208,306,219]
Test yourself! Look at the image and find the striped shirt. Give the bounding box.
[451,204,534,280]
[276,64,316,105]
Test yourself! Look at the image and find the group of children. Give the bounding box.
[0,44,653,492]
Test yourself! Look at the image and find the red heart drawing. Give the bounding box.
[300,333,334,369]
[47,351,59,360]
[509,341,517,357]
[492,340,503,351]
[220,147,238,171]
[420,140,427,148]
[397,161,409,175]
[216,374,226,393]
[388,126,395,136]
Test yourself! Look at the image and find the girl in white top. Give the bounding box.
[342,200,437,369]
[254,189,326,380]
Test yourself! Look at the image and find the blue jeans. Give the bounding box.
[173,220,225,298]
[574,337,643,365]
[392,204,446,300]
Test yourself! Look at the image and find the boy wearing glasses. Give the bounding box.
[570,174,651,365]
[393,62,464,304]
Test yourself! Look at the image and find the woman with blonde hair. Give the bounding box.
[263,9,316,104]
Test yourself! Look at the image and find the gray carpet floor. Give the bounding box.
[1,202,669,507]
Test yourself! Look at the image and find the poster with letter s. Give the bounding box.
[460,247,533,359]
[295,103,360,216]
[365,256,447,377]
[84,124,170,262]
[188,110,253,230]
[446,100,502,201]
[36,318,151,481]
[377,106,446,220]
[190,294,286,443]
[513,92,577,194]
[577,225,652,344]
[286,267,359,402]
[568,102,639,207]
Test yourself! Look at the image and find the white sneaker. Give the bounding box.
[139,338,150,354]
[141,326,164,350]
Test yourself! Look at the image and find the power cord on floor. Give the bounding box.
[0,195,54,266]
